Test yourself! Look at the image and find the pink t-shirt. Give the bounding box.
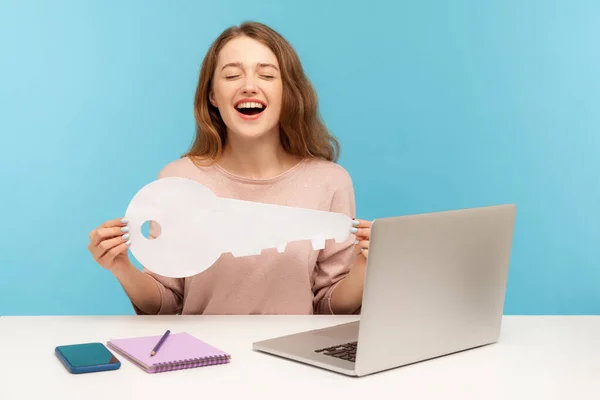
[132,156,357,315]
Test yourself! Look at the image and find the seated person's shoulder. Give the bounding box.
[304,158,353,187]
[156,156,205,179]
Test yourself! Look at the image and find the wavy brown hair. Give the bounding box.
[183,21,340,165]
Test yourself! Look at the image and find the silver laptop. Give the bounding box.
[252,204,516,376]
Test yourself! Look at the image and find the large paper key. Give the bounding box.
[124,177,354,278]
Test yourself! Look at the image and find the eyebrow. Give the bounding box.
[220,62,279,71]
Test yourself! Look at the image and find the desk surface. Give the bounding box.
[1,315,599,399]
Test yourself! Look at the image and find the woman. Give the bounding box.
[88,21,372,315]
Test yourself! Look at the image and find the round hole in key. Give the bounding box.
[141,220,161,239]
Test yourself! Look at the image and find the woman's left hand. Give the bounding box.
[352,219,372,258]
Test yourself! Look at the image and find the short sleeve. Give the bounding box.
[311,170,357,314]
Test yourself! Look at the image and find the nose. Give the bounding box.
[240,76,258,95]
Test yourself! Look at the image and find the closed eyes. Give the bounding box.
[225,74,275,80]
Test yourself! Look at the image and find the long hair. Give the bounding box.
[183,21,340,165]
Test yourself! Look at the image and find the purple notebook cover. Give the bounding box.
[107,332,230,373]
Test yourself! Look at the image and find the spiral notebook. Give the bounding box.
[106,332,230,373]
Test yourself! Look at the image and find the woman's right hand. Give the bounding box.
[88,217,132,272]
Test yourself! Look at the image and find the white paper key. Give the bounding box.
[124,177,354,278]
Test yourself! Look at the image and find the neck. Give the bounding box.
[218,129,302,179]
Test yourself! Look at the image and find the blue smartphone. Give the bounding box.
[55,342,121,374]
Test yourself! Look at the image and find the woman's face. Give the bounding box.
[210,36,283,141]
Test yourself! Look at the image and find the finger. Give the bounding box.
[352,219,372,228]
[356,239,369,249]
[102,217,129,229]
[354,246,369,258]
[94,233,131,259]
[100,241,130,264]
[91,225,130,247]
[90,217,127,238]
[354,227,370,238]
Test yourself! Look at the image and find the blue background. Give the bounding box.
[1,0,598,315]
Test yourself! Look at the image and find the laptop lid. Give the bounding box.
[354,204,516,376]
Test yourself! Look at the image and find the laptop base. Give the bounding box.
[252,321,359,376]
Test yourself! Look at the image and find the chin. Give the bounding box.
[229,123,278,140]
[225,109,279,140]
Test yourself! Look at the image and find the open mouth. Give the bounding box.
[235,101,266,117]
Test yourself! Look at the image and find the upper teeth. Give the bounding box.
[237,102,264,109]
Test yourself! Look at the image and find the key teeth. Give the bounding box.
[231,248,262,258]
[276,243,287,253]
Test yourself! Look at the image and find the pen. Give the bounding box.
[150,329,170,356]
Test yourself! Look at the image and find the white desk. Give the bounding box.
[1,315,599,399]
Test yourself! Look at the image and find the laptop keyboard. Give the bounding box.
[314,341,357,362]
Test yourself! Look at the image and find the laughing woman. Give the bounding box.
[88,21,371,315]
